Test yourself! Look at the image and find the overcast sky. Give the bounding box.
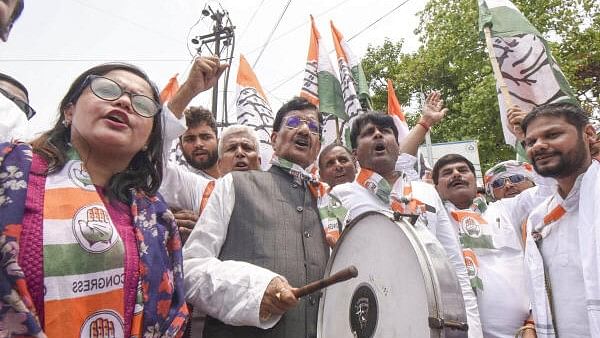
[0,0,425,136]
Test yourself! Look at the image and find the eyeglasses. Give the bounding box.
[86,75,159,118]
[0,87,36,120]
[491,174,526,189]
[284,115,320,134]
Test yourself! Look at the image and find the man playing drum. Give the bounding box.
[432,154,544,338]
[183,97,331,338]
[329,110,484,338]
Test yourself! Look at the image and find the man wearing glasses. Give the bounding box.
[0,72,35,142]
[484,160,536,201]
[183,96,328,338]
[432,154,546,338]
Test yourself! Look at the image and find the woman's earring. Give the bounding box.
[142,145,148,152]
[62,119,71,128]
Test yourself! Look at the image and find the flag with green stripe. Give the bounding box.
[478,0,577,147]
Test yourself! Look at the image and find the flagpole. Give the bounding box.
[335,117,341,143]
[484,26,512,107]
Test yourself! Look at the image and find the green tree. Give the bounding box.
[362,0,600,171]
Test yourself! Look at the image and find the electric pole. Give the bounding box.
[190,3,235,124]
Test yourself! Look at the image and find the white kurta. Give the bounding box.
[445,194,536,338]
[525,161,600,338]
[158,109,211,213]
[330,180,484,338]
[183,174,281,328]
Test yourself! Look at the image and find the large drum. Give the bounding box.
[317,212,468,338]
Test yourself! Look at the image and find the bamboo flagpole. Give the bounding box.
[335,117,341,143]
[484,26,512,108]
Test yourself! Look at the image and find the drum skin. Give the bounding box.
[317,212,468,338]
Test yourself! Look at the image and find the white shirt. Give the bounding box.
[330,179,484,338]
[445,194,536,338]
[158,108,210,213]
[183,173,281,328]
[526,174,591,337]
[0,93,29,142]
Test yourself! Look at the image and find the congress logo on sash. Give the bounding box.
[81,310,124,338]
[73,204,119,253]
[67,161,95,190]
[461,216,482,238]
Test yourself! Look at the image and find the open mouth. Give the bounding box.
[192,150,208,157]
[234,160,249,169]
[105,111,128,125]
[294,137,309,148]
[449,180,468,188]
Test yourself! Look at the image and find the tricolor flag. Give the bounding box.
[478,0,576,146]
[235,54,274,170]
[300,15,346,148]
[331,20,373,146]
[386,79,410,142]
[160,73,179,103]
[330,20,365,120]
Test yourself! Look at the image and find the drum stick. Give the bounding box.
[293,265,358,298]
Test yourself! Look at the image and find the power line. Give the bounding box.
[239,0,267,41]
[346,0,411,42]
[252,0,293,68]
[68,0,185,46]
[265,0,412,93]
[243,0,352,56]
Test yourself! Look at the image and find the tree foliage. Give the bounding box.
[362,0,600,171]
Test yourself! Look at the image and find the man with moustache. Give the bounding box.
[217,124,261,175]
[484,160,536,202]
[177,106,221,180]
[161,124,262,217]
[520,102,600,337]
[329,111,484,338]
[432,153,547,338]
[317,143,356,188]
[183,97,330,338]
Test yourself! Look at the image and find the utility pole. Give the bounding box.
[190,4,235,123]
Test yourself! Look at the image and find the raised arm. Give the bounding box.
[398,91,447,156]
[167,56,228,118]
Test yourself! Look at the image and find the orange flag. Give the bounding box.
[160,73,179,103]
[235,54,274,170]
[387,79,410,141]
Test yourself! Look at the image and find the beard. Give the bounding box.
[533,136,588,178]
[183,148,219,171]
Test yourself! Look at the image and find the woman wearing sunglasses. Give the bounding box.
[0,63,189,337]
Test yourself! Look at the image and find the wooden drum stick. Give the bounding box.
[293,265,358,298]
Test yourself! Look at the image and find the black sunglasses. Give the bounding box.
[0,87,36,120]
[491,174,526,189]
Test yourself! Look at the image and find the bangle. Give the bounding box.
[515,324,535,338]
[417,120,430,132]
[524,319,535,325]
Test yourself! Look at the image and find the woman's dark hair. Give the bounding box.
[30,63,163,204]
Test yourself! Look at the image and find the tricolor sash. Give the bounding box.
[42,154,140,338]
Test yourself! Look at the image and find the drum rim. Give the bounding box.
[317,211,445,338]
